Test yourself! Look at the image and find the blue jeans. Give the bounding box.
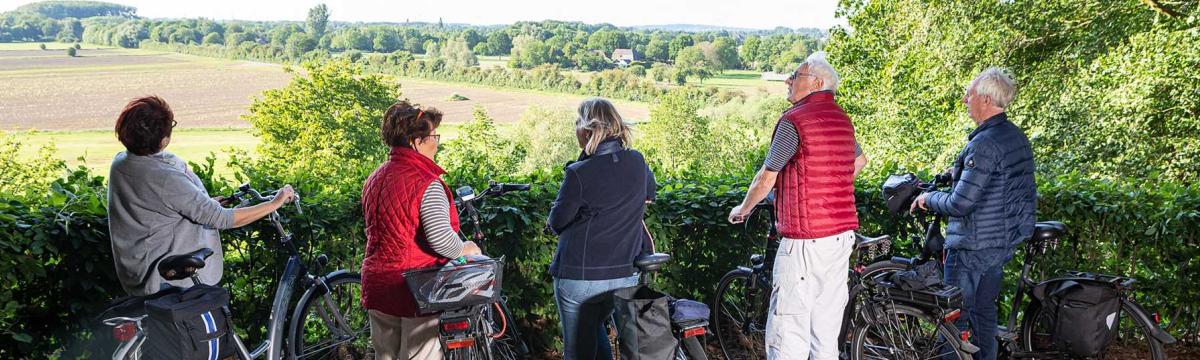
[553,275,639,360]
[943,251,1007,360]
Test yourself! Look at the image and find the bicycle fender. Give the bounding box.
[1122,299,1177,345]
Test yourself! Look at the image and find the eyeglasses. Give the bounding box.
[171,120,178,128]
[424,134,441,143]
[788,72,818,81]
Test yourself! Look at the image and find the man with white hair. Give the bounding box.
[728,51,867,360]
[912,67,1036,360]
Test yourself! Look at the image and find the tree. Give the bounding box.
[245,60,400,199]
[306,4,329,39]
[66,46,76,57]
[372,29,401,52]
[573,50,610,71]
[711,37,740,71]
[587,29,625,53]
[440,38,478,67]
[644,36,670,63]
[675,45,715,83]
[740,36,761,69]
[38,43,46,50]
[286,32,317,57]
[461,29,483,49]
[668,35,693,61]
[202,32,223,45]
[484,31,512,55]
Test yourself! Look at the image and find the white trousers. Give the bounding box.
[766,230,855,360]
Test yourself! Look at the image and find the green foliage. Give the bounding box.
[65,45,75,56]
[306,4,328,39]
[15,1,135,19]
[827,0,1200,185]
[0,132,66,199]
[244,60,399,201]
[508,106,578,174]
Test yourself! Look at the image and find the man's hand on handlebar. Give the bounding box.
[728,204,752,224]
[910,192,931,212]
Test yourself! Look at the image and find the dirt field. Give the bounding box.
[0,47,648,131]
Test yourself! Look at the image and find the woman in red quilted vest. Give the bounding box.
[361,101,482,359]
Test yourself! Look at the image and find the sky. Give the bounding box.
[0,0,846,30]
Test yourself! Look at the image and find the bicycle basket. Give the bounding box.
[404,258,504,313]
[882,173,921,214]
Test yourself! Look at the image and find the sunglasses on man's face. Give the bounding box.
[789,72,817,81]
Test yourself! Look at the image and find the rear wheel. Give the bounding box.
[712,269,768,360]
[1020,299,1165,359]
[850,303,970,360]
[289,272,372,359]
[483,301,527,360]
[842,260,907,350]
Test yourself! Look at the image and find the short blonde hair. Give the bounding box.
[576,97,632,155]
[969,67,1017,108]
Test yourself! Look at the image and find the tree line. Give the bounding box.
[1,1,823,75]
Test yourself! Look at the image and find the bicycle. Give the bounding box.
[996,221,1177,359]
[406,181,531,360]
[98,183,370,360]
[846,173,982,359]
[711,192,906,360]
[604,252,710,360]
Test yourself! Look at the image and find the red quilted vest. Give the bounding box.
[361,146,460,317]
[774,91,859,239]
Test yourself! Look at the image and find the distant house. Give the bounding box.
[611,48,637,66]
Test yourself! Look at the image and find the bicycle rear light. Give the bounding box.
[682,327,706,338]
[441,319,471,333]
[960,330,971,341]
[446,338,476,350]
[943,309,962,323]
[112,322,137,342]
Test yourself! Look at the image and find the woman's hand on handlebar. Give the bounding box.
[271,185,296,206]
[461,241,483,256]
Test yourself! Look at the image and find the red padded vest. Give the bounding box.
[360,146,460,317]
[774,91,859,239]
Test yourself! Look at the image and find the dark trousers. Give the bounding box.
[944,251,1007,360]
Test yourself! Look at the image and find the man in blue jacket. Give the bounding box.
[912,67,1036,360]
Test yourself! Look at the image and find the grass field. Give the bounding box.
[689,69,786,95]
[0,42,113,50]
[10,128,257,176]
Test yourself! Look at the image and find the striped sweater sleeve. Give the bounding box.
[419,180,465,259]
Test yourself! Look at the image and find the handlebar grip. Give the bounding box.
[891,256,913,266]
[501,183,531,192]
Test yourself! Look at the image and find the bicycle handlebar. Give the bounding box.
[225,183,302,214]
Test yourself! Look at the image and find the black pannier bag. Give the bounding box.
[142,284,238,360]
[1032,278,1122,358]
[613,285,678,360]
[882,173,921,214]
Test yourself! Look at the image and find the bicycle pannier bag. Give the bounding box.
[143,284,237,360]
[613,285,678,360]
[1032,279,1121,357]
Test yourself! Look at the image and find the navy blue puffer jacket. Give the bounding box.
[926,113,1036,253]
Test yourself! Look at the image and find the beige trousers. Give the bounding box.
[369,310,443,360]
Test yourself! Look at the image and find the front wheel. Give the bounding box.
[1020,298,1166,360]
[712,269,768,360]
[850,303,971,360]
[288,272,372,359]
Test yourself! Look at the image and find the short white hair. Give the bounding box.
[800,51,840,92]
[969,67,1017,108]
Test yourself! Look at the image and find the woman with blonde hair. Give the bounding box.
[547,97,656,359]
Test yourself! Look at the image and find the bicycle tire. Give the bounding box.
[1019,298,1166,360]
[850,303,971,360]
[712,269,768,360]
[288,272,372,359]
[841,260,906,350]
[484,300,528,360]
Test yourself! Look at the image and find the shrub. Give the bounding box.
[66,47,76,57]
